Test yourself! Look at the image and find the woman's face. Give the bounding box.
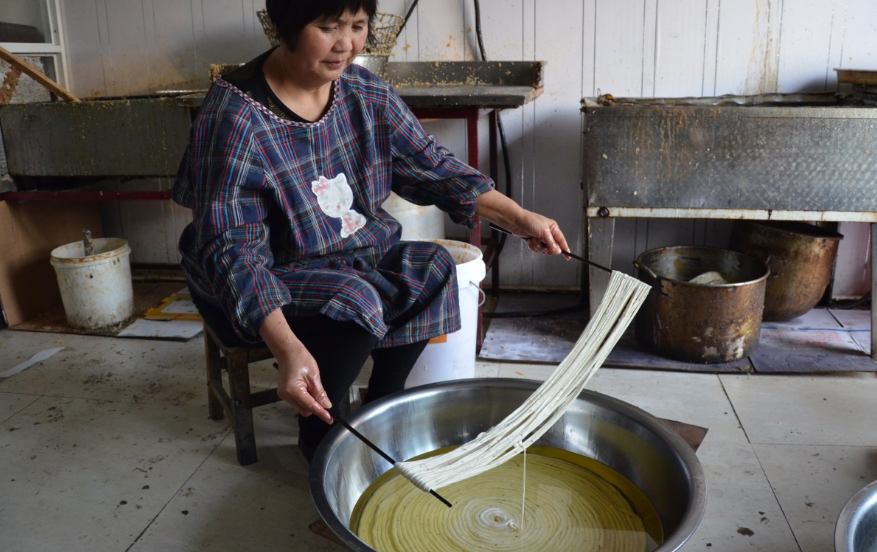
[288,9,370,86]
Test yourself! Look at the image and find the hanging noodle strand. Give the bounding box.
[395,271,652,493]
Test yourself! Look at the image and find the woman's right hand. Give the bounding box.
[275,348,334,424]
[259,309,333,424]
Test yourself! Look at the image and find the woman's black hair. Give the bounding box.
[266,0,378,51]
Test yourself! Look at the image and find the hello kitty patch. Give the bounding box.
[311,173,366,238]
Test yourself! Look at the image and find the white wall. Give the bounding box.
[60,0,876,296]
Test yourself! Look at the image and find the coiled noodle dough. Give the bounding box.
[356,452,653,552]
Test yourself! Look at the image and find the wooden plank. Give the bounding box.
[0,46,78,101]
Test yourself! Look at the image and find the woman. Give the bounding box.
[173,0,570,462]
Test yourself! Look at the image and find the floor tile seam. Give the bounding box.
[2,391,119,405]
[123,425,233,552]
[750,444,805,552]
[0,393,44,426]
[749,442,877,449]
[717,375,753,445]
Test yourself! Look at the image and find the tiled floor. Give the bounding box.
[2,328,876,551]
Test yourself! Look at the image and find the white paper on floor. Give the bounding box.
[0,347,65,378]
[117,319,203,340]
[760,308,869,355]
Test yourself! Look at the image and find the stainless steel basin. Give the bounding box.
[310,378,707,551]
[836,479,877,551]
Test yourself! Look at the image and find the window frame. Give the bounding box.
[1,0,69,89]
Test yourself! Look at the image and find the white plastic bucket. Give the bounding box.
[405,239,486,388]
[49,238,134,329]
[382,192,445,241]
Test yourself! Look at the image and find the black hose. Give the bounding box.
[832,291,872,310]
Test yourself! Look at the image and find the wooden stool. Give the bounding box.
[203,323,280,465]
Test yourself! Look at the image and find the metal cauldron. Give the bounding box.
[729,221,843,321]
[635,246,769,364]
[836,479,877,552]
[310,378,706,551]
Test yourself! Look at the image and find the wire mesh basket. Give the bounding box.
[257,10,403,56]
[257,9,280,47]
[362,13,404,56]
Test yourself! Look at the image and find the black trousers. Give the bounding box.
[192,293,427,462]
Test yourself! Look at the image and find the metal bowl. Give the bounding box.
[836,480,877,551]
[310,378,707,551]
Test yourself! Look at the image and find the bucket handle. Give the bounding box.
[470,282,487,307]
[742,248,785,278]
[632,259,657,280]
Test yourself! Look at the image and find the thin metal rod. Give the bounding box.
[488,223,669,297]
[332,413,453,508]
[488,223,610,273]
[333,415,396,464]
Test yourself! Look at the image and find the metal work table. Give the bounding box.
[581,95,877,360]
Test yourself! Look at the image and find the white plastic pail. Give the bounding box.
[405,239,485,388]
[50,238,134,329]
[382,192,445,241]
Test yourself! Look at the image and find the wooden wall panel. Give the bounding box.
[593,0,647,97]
[839,0,877,72]
[713,0,773,95]
[530,0,585,288]
[653,0,709,97]
[777,0,839,92]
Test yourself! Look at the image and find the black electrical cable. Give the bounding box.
[397,0,420,35]
[831,291,872,310]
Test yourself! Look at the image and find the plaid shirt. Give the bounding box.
[173,61,494,346]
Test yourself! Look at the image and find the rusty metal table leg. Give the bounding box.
[871,222,877,360]
[488,110,500,297]
[586,216,615,318]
